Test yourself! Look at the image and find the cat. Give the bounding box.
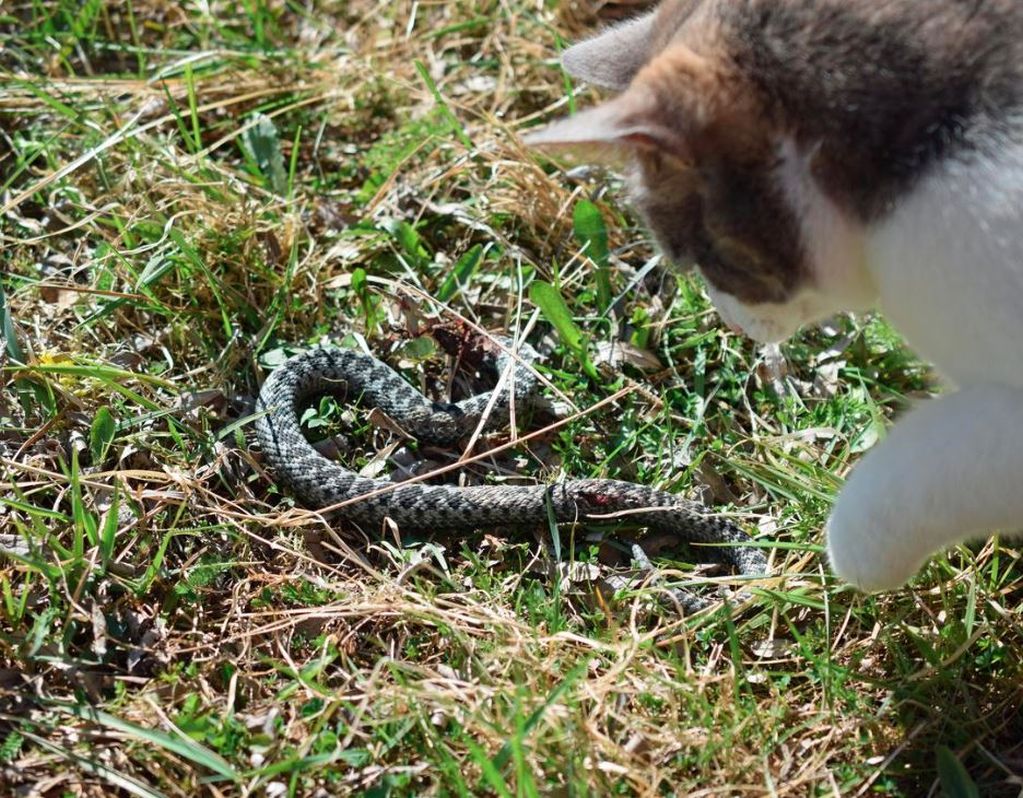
[525,0,1023,593]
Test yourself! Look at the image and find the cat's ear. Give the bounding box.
[561,12,656,90]
[523,89,688,164]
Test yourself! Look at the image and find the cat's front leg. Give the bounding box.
[826,383,1023,592]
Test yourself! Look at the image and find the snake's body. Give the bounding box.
[255,343,768,583]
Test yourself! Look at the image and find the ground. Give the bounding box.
[1,1,1021,796]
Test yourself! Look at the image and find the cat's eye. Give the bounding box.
[713,238,762,273]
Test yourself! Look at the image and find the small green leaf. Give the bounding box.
[572,200,611,312]
[299,407,324,429]
[350,266,383,332]
[351,266,368,296]
[936,745,979,798]
[572,200,609,267]
[437,243,484,302]
[384,219,430,268]
[89,406,116,464]
[529,281,583,350]
[398,335,438,361]
[136,252,175,291]
[529,280,598,379]
[241,112,287,195]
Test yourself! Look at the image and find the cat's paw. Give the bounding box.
[825,503,924,593]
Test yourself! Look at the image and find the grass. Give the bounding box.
[0,1,1021,795]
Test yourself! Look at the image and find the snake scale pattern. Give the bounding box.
[255,341,768,595]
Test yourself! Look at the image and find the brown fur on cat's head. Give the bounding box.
[626,44,804,307]
[527,3,807,307]
[526,0,1023,340]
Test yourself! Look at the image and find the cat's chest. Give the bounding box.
[867,141,1023,388]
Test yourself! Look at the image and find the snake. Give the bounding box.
[254,336,768,607]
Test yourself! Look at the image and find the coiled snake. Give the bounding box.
[255,337,768,608]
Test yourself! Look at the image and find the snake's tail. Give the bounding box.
[553,480,769,575]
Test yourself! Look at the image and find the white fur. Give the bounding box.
[714,135,1023,591]
[870,140,1023,389]
[827,383,1023,591]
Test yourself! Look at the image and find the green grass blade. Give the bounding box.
[183,61,202,153]
[935,746,980,798]
[0,496,70,522]
[70,448,99,552]
[14,361,174,389]
[466,739,513,798]
[490,663,585,772]
[0,544,64,583]
[99,483,119,567]
[167,229,233,339]
[414,59,473,149]
[51,703,241,783]
[0,282,26,364]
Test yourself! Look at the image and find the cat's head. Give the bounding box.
[526,4,875,343]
